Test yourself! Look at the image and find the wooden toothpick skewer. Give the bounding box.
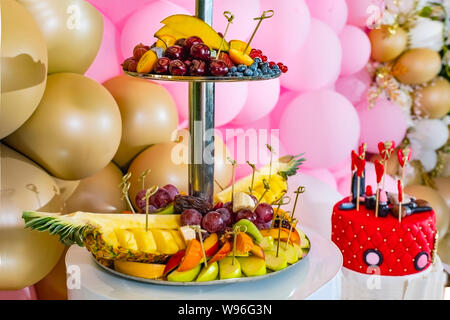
[375,184,380,218]
[276,215,284,257]
[285,218,297,250]
[192,226,208,268]
[140,169,151,190]
[143,186,158,231]
[247,161,256,195]
[290,186,305,220]
[244,10,274,55]
[216,11,234,59]
[356,176,361,211]
[228,157,237,205]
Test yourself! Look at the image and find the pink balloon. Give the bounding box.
[346,0,382,28]
[0,286,37,300]
[163,82,248,127]
[305,0,348,33]
[225,129,287,180]
[85,17,122,83]
[87,0,157,24]
[339,25,371,76]
[120,0,190,58]
[269,90,299,129]
[357,98,407,154]
[252,0,310,64]
[280,90,360,169]
[337,162,397,196]
[213,0,260,41]
[231,79,280,125]
[302,168,337,189]
[281,19,342,92]
[335,68,371,104]
[329,155,352,181]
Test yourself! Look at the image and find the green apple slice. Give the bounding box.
[292,243,304,259]
[279,243,298,264]
[298,229,310,250]
[196,262,219,282]
[238,256,267,277]
[265,250,288,271]
[219,257,242,279]
[167,263,201,282]
[260,236,274,251]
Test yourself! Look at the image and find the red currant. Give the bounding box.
[282,66,288,73]
[261,55,268,62]
[269,61,276,68]
[277,62,284,68]
[256,49,262,54]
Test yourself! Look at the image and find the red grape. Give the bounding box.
[202,211,225,233]
[162,184,179,201]
[254,203,274,223]
[180,209,203,226]
[122,57,137,71]
[149,188,171,208]
[223,201,234,213]
[235,209,257,224]
[164,45,184,60]
[190,43,211,61]
[154,57,171,74]
[184,36,203,52]
[189,59,207,76]
[169,60,187,76]
[135,189,157,213]
[216,208,232,227]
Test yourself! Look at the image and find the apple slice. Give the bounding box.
[219,257,242,279]
[196,261,219,282]
[260,228,300,246]
[259,236,274,251]
[208,241,231,265]
[163,249,185,276]
[279,244,298,264]
[238,256,266,277]
[177,239,202,272]
[204,233,219,257]
[167,263,201,282]
[265,250,288,271]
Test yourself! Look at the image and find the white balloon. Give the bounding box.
[408,119,449,151]
[417,149,438,172]
[285,173,342,239]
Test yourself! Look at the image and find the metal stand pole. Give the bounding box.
[189,0,215,202]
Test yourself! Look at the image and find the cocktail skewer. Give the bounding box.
[276,215,285,257]
[119,172,135,213]
[247,161,256,195]
[244,10,274,55]
[228,157,237,205]
[140,169,151,190]
[290,186,305,220]
[216,11,234,60]
[143,186,158,231]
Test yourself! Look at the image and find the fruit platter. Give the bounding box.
[122,11,289,82]
[22,155,311,285]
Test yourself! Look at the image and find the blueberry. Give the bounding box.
[235,72,244,77]
[230,66,237,73]
[252,70,259,77]
[262,62,269,69]
[244,69,253,76]
[272,64,280,70]
[274,69,281,76]
[257,69,263,77]
[237,64,247,72]
[226,73,232,77]
[262,67,269,74]
[249,64,257,71]
[254,57,262,64]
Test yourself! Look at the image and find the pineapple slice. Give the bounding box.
[170,230,186,250]
[131,229,158,253]
[151,229,179,254]
[179,226,196,244]
[214,155,305,204]
[115,229,138,251]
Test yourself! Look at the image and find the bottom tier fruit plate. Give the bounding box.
[92,232,310,286]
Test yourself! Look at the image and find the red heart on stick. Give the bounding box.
[355,156,366,177]
[351,150,358,171]
[378,141,395,159]
[397,147,411,167]
[374,160,385,184]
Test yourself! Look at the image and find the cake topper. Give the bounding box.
[355,143,367,211]
[397,147,411,222]
[374,160,385,217]
[397,179,404,222]
[377,141,395,190]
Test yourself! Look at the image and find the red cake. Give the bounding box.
[332,198,437,276]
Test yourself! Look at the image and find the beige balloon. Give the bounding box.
[0,144,65,290]
[4,73,122,181]
[433,177,450,210]
[393,48,442,85]
[414,77,450,119]
[0,0,48,139]
[437,232,450,265]
[128,130,232,209]
[17,0,103,74]
[61,162,128,213]
[368,25,408,63]
[103,75,178,170]
[404,185,449,239]
[34,247,69,300]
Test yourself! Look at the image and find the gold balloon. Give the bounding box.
[414,77,450,119]
[4,73,122,180]
[103,75,178,170]
[0,144,65,290]
[17,0,103,74]
[368,25,408,62]
[393,48,442,85]
[128,130,232,209]
[404,161,424,187]
[61,162,128,213]
[0,0,48,139]
[404,185,449,239]
[433,177,450,209]
[34,247,68,300]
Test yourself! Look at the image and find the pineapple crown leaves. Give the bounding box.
[22,211,88,247]
[278,153,306,180]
